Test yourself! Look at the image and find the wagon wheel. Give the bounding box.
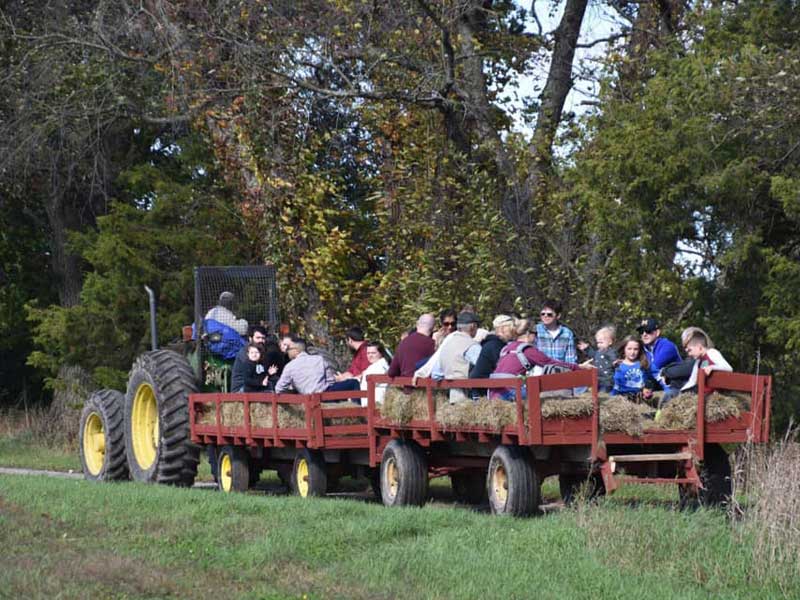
[79,389,129,481]
[218,445,250,493]
[380,439,428,508]
[679,444,732,509]
[124,350,199,486]
[292,448,327,498]
[451,470,488,505]
[487,445,539,516]
[559,472,606,506]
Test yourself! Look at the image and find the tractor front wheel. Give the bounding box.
[79,390,129,481]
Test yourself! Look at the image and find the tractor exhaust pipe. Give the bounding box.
[144,285,158,351]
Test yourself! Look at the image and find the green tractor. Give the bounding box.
[78,265,279,485]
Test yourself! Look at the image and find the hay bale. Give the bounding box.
[277,404,307,428]
[380,388,446,424]
[655,391,745,430]
[322,401,367,426]
[467,399,518,430]
[221,402,245,426]
[250,403,273,428]
[541,395,595,419]
[599,396,648,437]
[195,403,216,426]
[436,401,473,429]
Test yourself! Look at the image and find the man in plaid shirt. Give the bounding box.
[535,299,577,364]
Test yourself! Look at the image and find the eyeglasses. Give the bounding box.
[540,311,555,317]
[442,321,456,328]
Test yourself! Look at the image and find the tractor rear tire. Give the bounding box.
[487,445,539,516]
[124,350,199,486]
[292,448,327,498]
[79,389,129,481]
[380,439,428,508]
[218,445,250,493]
[451,470,488,505]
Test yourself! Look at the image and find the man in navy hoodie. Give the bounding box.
[637,318,681,392]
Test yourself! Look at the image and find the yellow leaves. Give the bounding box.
[267,177,294,189]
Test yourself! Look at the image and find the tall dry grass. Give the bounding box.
[0,403,79,451]
[732,427,800,592]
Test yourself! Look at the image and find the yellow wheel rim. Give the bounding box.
[386,458,399,499]
[219,452,232,492]
[82,412,105,476]
[492,464,508,505]
[297,458,309,497]
[132,382,159,470]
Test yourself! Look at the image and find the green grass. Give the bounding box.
[1,474,795,599]
[0,431,81,472]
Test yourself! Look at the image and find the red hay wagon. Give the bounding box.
[189,369,771,516]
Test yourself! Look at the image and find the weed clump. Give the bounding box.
[734,432,800,592]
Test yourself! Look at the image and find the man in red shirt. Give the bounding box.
[335,326,371,381]
[387,313,436,378]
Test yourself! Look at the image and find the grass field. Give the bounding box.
[0,470,796,599]
[1,428,797,599]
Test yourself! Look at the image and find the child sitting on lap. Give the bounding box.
[578,325,617,393]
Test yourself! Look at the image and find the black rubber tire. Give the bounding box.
[124,350,200,486]
[451,470,488,505]
[679,444,732,509]
[487,445,540,516]
[248,455,263,487]
[217,445,250,493]
[79,389,129,481]
[559,473,606,506]
[291,448,327,497]
[380,439,428,507]
[276,463,292,489]
[369,468,382,502]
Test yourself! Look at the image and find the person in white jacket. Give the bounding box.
[680,331,732,392]
[205,291,249,336]
[359,342,390,406]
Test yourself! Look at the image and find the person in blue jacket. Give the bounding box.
[612,336,657,397]
[636,318,681,392]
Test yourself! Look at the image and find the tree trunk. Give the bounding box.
[526,0,589,201]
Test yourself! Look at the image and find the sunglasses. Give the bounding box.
[442,321,456,327]
[540,311,555,317]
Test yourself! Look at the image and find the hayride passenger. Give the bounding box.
[611,336,657,399]
[231,325,268,392]
[387,313,436,378]
[680,331,732,393]
[659,326,709,402]
[490,320,588,401]
[432,309,457,349]
[205,291,249,336]
[275,337,336,394]
[242,343,278,392]
[334,326,371,382]
[535,299,577,364]
[577,325,618,393]
[439,311,481,403]
[359,342,391,406]
[469,315,517,380]
[637,318,681,392]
